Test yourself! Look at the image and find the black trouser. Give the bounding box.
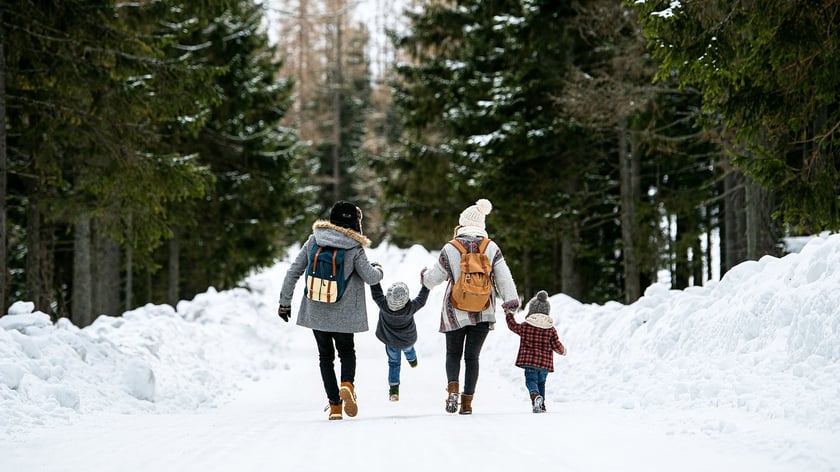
[444,322,490,395]
[313,330,356,405]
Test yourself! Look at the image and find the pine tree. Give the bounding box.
[143,1,307,301]
[2,1,227,322]
[630,0,840,232]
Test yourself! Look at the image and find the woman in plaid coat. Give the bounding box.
[505,290,566,413]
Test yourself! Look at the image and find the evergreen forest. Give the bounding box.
[1,0,838,326]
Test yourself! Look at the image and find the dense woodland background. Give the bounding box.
[1,0,838,327]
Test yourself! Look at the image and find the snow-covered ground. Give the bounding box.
[1,235,839,471]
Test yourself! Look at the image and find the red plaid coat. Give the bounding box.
[506,312,565,372]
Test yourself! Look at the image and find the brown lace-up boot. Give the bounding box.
[459,394,473,415]
[339,382,357,417]
[328,402,342,420]
[445,381,459,413]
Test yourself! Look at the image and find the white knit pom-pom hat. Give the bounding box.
[459,198,493,230]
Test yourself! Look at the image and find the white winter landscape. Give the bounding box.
[1,234,839,471]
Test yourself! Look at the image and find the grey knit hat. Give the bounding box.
[527,290,551,315]
[386,282,410,311]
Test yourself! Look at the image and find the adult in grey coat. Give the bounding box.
[277,201,383,420]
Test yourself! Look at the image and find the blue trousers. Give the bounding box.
[524,367,549,399]
[386,345,417,386]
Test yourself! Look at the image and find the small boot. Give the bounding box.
[339,381,358,417]
[459,393,473,415]
[408,357,418,368]
[328,402,343,420]
[445,381,459,413]
[389,384,399,402]
[530,392,545,414]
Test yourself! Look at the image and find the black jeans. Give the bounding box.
[445,322,490,395]
[313,330,356,405]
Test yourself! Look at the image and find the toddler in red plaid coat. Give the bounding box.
[505,290,566,413]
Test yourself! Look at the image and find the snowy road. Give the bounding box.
[2,348,821,472]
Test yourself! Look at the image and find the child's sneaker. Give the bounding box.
[339,382,358,417]
[532,395,545,414]
[389,384,399,402]
[408,357,418,368]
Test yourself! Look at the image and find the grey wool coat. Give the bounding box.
[278,221,383,333]
[371,283,430,349]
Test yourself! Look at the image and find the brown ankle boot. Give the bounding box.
[339,382,357,417]
[445,381,459,413]
[328,402,343,420]
[459,393,473,415]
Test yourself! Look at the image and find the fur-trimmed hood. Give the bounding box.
[524,312,554,329]
[313,220,371,248]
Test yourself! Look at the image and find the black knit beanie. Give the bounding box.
[329,201,362,233]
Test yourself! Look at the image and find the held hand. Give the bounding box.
[371,262,382,271]
[420,268,428,284]
[278,305,292,322]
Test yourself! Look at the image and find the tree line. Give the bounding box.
[1,0,311,325]
[381,0,839,304]
[2,0,838,325]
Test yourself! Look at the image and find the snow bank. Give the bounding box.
[2,233,839,441]
[0,283,288,439]
[533,233,840,432]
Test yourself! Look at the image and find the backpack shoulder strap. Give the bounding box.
[477,238,491,253]
[310,245,324,275]
[449,238,468,254]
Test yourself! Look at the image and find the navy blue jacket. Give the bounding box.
[371,283,430,349]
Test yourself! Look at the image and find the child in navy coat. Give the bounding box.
[370,274,430,401]
[505,290,566,413]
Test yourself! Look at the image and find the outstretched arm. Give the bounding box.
[505,311,523,335]
[278,236,314,306]
[353,249,384,285]
[409,285,431,313]
[370,283,389,311]
[492,256,520,312]
[422,248,450,290]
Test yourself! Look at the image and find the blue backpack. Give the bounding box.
[305,244,348,303]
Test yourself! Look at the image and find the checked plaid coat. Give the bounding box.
[505,311,566,372]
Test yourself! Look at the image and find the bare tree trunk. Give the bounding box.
[560,231,580,300]
[93,220,121,316]
[168,227,180,306]
[733,173,747,264]
[125,216,133,311]
[25,193,54,314]
[73,215,93,327]
[723,168,748,272]
[619,123,641,303]
[0,32,7,314]
[705,207,713,282]
[673,215,689,289]
[332,2,343,201]
[521,244,531,301]
[25,200,43,309]
[745,177,776,259]
[691,232,703,285]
